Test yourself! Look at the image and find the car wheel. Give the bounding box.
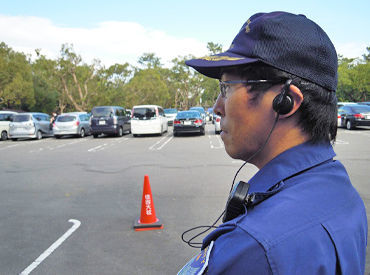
[79,128,85,138]
[11,138,17,141]
[159,126,163,136]
[173,132,177,137]
[201,128,205,135]
[55,135,62,139]
[117,127,123,137]
[36,130,42,140]
[1,131,8,141]
[346,120,354,130]
[93,134,99,138]
[133,134,138,137]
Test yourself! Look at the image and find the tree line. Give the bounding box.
[0,41,369,114]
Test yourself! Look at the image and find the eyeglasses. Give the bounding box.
[219,79,282,98]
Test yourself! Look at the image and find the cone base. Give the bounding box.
[134,218,163,231]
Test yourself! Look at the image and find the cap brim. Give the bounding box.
[185,52,258,79]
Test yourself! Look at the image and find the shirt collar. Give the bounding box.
[248,141,336,193]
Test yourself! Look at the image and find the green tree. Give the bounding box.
[91,63,132,108]
[56,44,100,112]
[138,53,162,69]
[207,42,223,55]
[0,42,35,110]
[31,53,59,113]
[125,68,169,107]
[337,48,370,102]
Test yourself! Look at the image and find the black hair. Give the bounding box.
[222,62,338,143]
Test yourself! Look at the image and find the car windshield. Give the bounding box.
[176,111,201,119]
[92,107,114,117]
[133,107,156,119]
[351,106,370,113]
[57,115,76,122]
[13,115,31,122]
[164,109,177,114]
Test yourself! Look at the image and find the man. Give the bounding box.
[179,11,367,274]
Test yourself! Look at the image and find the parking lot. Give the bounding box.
[0,124,369,274]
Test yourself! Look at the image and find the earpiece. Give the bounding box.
[272,79,293,115]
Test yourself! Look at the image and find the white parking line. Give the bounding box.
[149,136,167,150]
[149,134,174,151]
[210,135,224,149]
[0,143,22,151]
[157,136,173,150]
[20,219,81,275]
[88,144,107,152]
[334,139,349,145]
[49,139,87,150]
[87,137,129,152]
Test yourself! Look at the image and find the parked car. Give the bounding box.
[9,112,53,140]
[173,110,205,136]
[214,115,221,134]
[131,105,168,136]
[359,102,370,106]
[338,105,370,130]
[337,102,357,108]
[0,111,17,141]
[207,107,214,123]
[164,108,178,126]
[189,106,207,122]
[53,112,91,138]
[90,106,131,138]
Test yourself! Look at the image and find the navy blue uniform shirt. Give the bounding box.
[197,142,367,274]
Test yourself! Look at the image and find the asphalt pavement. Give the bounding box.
[0,124,369,274]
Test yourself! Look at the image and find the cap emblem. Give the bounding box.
[245,19,251,33]
[199,56,244,62]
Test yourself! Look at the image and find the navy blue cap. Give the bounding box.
[185,11,338,91]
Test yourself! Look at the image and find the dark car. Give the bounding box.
[173,110,205,136]
[338,105,370,130]
[90,106,131,138]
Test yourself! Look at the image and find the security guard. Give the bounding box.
[179,11,367,274]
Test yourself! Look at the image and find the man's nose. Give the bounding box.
[213,94,224,117]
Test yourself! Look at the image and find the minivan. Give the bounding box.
[0,111,17,141]
[53,112,91,138]
[131,105,168,136]
[90,106,131,138]
[9,112,54,140]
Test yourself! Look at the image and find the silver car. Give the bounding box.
[214,115,221,134]
[53,112,91,138]
[9,112,54,140]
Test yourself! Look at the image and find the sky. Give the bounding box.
[0,0,369,68]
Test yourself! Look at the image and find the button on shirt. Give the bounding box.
[202,142,367,274]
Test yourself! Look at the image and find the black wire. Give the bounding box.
[182,113,281,248]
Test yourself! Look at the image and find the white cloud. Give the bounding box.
[335,42,368,59]
[0,15,208,67]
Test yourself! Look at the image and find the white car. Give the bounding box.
[0,111,17,140]
[214,115,221,134]
[131,105,168,136]
[164,108,178,125]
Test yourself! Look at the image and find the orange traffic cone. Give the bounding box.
[134,175,163,231]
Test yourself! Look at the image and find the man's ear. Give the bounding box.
[280,84,303,118]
